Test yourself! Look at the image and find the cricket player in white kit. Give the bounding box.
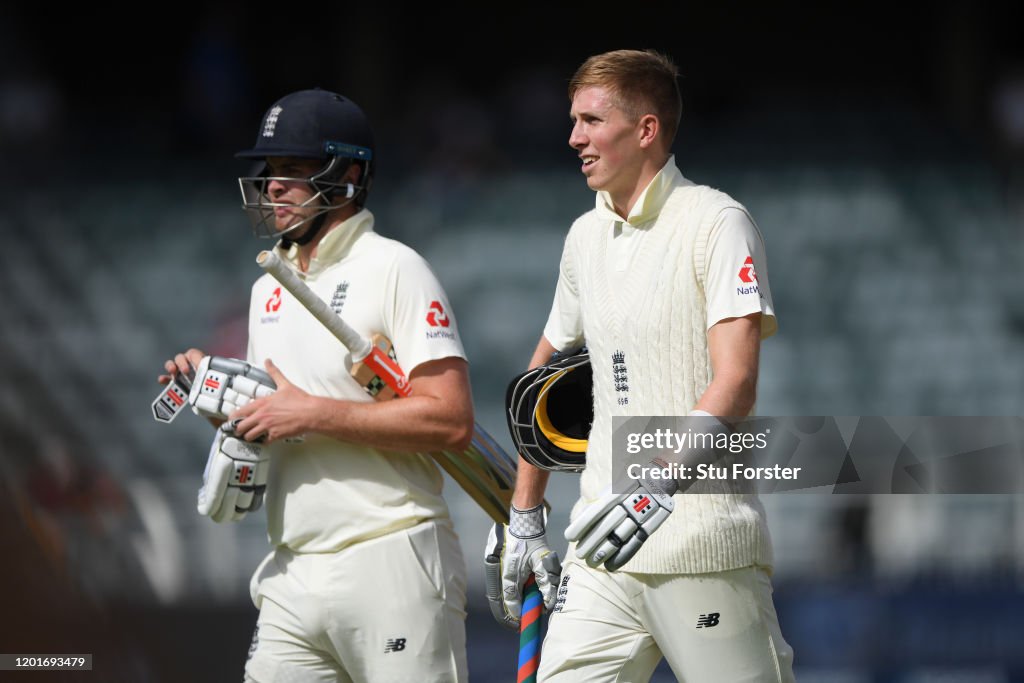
[159,89,473,682]
[487,51,795,681]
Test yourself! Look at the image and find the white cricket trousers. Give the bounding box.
[244,519,468,683]
[538,560,795,683]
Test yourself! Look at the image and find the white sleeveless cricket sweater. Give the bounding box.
[569,182,774,575]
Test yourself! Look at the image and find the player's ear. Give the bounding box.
[637,114,659,149]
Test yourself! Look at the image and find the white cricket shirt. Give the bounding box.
[247,209,467,553]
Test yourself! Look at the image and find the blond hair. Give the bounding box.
[569,49,682,147]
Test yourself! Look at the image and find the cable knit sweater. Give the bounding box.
[559,168,774,575]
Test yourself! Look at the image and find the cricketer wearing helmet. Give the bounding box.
[485,52,795,681]
[159,89,473,682]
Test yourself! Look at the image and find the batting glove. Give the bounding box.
[189,356,276,421]
[565,412,732,571]
[197,422,270,523]
[565,473,676,572]
[484,505,562,630]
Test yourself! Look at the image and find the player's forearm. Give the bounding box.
[512,458,551,508]
[529,336,560,370]
[306,394,474,453]
[693,374,757,417]
[509,335,561,507]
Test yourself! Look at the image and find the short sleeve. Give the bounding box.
[383,248,467,375]
[704,208,778,339]
[542,229,585,351]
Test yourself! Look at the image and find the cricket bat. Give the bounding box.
[257,250,527,524]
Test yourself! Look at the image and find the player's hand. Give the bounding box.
[188,356,277,420]
[157,348,205,385]
[230,360,317,443]
[564,471,676,572]
[484,505,562,630]
[198,422,270,523]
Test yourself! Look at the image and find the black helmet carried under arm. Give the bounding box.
[506,348,593,473]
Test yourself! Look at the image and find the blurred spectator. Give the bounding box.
[179,5,251,150]
[992,66,1024,233]
[0,22,64,166]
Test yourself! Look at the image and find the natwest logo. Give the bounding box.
[738,257,758,284]
[266,287,283,313]
[426,301,450,328]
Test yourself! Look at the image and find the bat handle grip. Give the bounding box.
[518,575,542,683]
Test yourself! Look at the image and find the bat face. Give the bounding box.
[349,334,516,523]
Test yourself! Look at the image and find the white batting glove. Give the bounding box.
[564,473,676,572]
[484,505,562,630]
[197,423,270,523]
[567,411,732,571]
[189,356,276,421]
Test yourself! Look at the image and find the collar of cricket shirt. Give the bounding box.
[277,208,375,278]
[594,155,684,231]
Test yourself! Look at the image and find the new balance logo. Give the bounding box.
[384,638,406,653]
[696,613,720,628]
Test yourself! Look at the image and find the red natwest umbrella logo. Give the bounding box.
[426,301,450,327]
[738,257,758,284]
[266,287,283,313]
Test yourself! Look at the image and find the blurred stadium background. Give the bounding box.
[1,4,1023,682]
